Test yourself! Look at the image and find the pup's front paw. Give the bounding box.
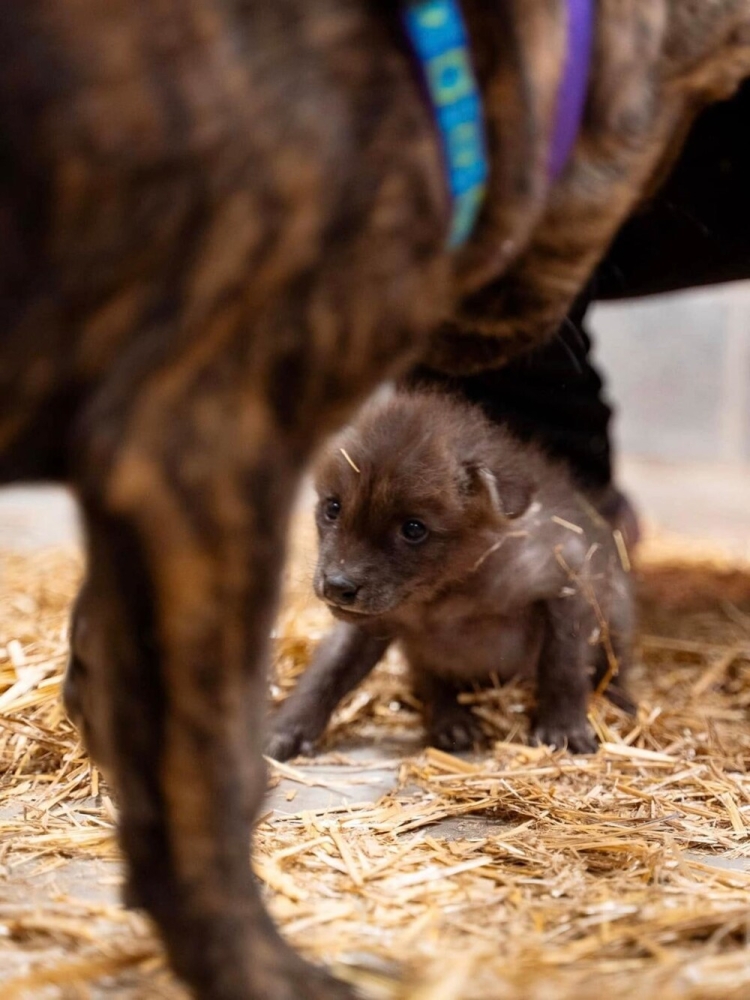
[531,717,598,755]
[265,718,319,762]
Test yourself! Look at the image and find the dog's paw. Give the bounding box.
[181,918,359,1000]
[278,959,360,1000]
[531,719,598,755]
[247,922,360,1000]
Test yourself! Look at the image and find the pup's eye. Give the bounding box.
[401,519,428,544]
[324,498,341,522]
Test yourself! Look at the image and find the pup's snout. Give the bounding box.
[323,573,361,607]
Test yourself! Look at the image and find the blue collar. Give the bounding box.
[402,0,489,249]
[402,0,594,249]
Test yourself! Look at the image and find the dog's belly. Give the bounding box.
[399,604,543,684]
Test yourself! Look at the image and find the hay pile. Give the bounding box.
[1,523,750,999]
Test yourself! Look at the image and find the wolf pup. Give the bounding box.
[267,388,634,759]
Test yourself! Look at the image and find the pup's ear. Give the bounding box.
[463,462,534,520]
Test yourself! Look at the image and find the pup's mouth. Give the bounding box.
[325,602,378,620]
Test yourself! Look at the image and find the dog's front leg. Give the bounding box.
[75,394,355,999]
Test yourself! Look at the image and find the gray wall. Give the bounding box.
[590,282,750,468]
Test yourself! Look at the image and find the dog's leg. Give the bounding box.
[532,598,597,755]
[266,622,390,762]
[75,401,355,999]
[62,578,109,767]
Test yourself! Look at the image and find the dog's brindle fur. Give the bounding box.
[266,388,634,761]
[6,1,750,997]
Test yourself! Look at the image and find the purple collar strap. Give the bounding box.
[549,0,595,180]
[402,0,593,248]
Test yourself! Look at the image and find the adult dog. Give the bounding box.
[4,1,750,997]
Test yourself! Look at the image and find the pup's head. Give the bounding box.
[313,389,534,622]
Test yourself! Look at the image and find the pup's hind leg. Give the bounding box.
[414,672,483,753]
[592,588,636,715]
[74,399,354,999]
[532,598,598,754]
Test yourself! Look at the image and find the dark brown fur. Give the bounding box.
[6,0,750,996]
[266,388,634,760]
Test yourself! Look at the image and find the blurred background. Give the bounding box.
[1,284,748,556]
[591,282,750,558]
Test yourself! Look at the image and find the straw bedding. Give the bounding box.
[1,521,750,999]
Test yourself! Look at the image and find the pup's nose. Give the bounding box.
[323,573,361,606]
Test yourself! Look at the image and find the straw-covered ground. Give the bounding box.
[1,520,750,999]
